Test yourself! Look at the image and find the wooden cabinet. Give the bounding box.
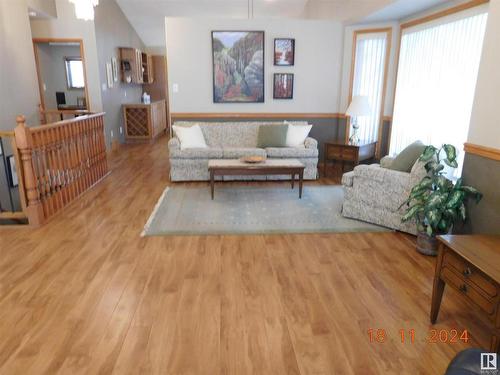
[119,48,154,84]
[123,100,166,141]
[323,141,376,176]
[431,235,500,352]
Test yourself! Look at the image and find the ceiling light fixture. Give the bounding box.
[247,0,254,19]
[68,0,99,21]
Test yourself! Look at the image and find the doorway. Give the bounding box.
[33,38,90,113]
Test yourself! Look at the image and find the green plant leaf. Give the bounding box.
[445,190,465,209]
[436,175,453,190]
[443,144,457,161]
[402,204,423,222]
[454,178,463,189]
[443,208,457,220]
[426,224,434,236]
[460,186,483,203]
[425,191,448,210]
[419,146,438,162]
[459,203,466,221]
[426,209,442,228]
[443,158,458,168]
[425,160,444,174]
[438,218,449,233]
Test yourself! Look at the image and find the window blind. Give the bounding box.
[351,33,388,144]
[389,8,488,176]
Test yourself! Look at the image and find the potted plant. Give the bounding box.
[401,144,482,256]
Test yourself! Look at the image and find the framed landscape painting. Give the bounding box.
[274,73,294,99]
[212,31,265,103]
[274,38,295,66]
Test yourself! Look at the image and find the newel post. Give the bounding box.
[14,115,44,226]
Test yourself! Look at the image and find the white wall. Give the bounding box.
[0,0,41,130]
[27,0,56,18]
[467,0,500,149]
[339,22,399,116]
[165,18,344,113]
[30,0,103,112]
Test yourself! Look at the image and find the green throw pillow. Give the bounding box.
[387,141,426,172]
[257,125,288,148]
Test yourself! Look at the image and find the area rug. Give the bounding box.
[142,186,390,236]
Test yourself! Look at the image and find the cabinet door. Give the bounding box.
[135,49,143,84]
[148,55,154,83]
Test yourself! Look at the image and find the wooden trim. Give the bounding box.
[464,143,500,161]
[376,28,392,158]
[347,27,392,151]
[32,38,91,113]
[400,0,489,30]
[0,131,14,137]
[382,116,393,122]
[0,212,27,220]
[170,113,346,120]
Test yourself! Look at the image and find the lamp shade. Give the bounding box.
[346,95,372,117]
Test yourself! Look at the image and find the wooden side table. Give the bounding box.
[431,235,500,353]
[323,141,376,177]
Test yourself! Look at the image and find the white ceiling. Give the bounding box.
[115,0,450,47]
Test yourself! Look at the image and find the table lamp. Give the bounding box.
[346,95,372,145]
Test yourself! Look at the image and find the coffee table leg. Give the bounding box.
[210,170,215,200]
[291,174,295,189]
[299,171,303,199]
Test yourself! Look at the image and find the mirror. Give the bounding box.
[33,39,89,111]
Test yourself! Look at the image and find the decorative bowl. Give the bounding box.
[241,156,265,164]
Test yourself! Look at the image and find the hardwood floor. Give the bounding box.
[0,135,493,375]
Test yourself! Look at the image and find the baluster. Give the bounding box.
[14,115,45,225]
[32,131,52,217]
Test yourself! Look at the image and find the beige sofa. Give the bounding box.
[168,121,319,181]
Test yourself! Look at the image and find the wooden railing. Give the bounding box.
[39,105,93,125]
[14,112,108,225]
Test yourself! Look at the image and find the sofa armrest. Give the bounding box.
[168,137,181,152]
[304,137,318,149]
[380,156,395,168]
[353,164,411,188]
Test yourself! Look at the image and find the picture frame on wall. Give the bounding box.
[111,57,118,82]
[274,38,295,66]
[6,155,18,187]
[273,73,294,99]
[212,30,265,103]
[106,62,113,88]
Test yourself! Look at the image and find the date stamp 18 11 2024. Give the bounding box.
[367,328,470,344]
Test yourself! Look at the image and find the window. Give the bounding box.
[348,29,391,155]
[65,57,85,89]
[389,8,488,175]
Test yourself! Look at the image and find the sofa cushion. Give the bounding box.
[257,125,288,148]
[266,147,319,158]
[387,141,426,172]
[285,122,312,147]
[223,148,266,159]
[172,124,208,150]
[170,147,223,159]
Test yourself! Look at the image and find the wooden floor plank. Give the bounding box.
[0,135,494,375]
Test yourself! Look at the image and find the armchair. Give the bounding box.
[341,158,427,235]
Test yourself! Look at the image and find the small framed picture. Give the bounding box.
[274,38,295,66]
[106,62,113,88]
[112,57,118,82]
[7,155,18,187]
[273,73,294,99]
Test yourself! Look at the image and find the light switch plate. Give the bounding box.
[172,83,179,93]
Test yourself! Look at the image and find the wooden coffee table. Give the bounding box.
[208,159,305,200]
